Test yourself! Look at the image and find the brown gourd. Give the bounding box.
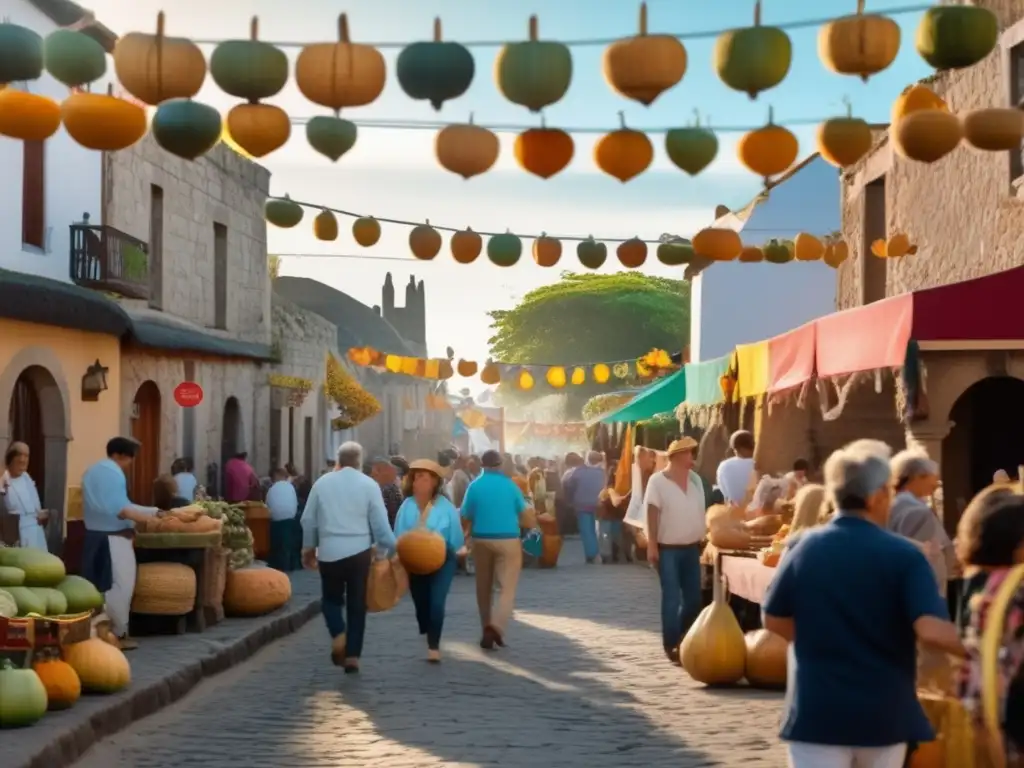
[793,233,824,262]
[223,566,292,616]
[823,239,850,269]
[817,0,901,82]
[435,116,499,179]
[744,629,788,687]
[450,227,482,263]
[533,233,562,267]
[737,106,798,185]
[961,107,1024,152]
[693,228,742,262]
[514,124,574,179]
[602,2,687,106]
[294,14,385,111]
[61,84,147,151]
[225,102,291,158]
[480,359,501,385]
[113,12,207,106]
[456,359,478,377]
[352,216,381,247]
[680,569,747,685]
[595,112,653,182]
[739,246,764,263]
[617,237,648,268]
[893,109,961,163]
[409,221,442,260]
[396,529,447,575]
[816,101,873,169]
[314,208,339,241]
[891,84,947,123]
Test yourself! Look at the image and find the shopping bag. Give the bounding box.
[366,555,408,613]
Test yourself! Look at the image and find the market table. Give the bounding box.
[718,550,778,605]
[133,531,225,634]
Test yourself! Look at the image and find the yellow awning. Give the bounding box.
[733,341,770,400]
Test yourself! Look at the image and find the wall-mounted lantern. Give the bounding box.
[81,359,109,401]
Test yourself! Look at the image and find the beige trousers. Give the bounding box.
[472,538,522,634]
[105,535,137,638]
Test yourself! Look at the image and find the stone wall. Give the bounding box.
[838,0,1024,309]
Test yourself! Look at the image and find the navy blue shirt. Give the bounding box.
[763,513,949,747]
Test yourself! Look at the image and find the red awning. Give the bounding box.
[911,264,1024,342]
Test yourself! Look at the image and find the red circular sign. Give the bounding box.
[173,382,203,408]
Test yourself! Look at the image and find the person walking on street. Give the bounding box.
[461,449,526,650]
[393,459,464,663]
[266,468,300,572]
[563,451,606,563]
[301,441,396,673]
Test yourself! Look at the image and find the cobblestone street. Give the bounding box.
[74,544,787,767]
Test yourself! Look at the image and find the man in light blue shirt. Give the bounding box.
[301,441,396,673]
[266,468,300,572]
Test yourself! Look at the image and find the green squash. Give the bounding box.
[210,30,289,102]
[0,588,17,618]
[0,566,25,587]
[305,116,357,162]
[0,23,44,83]
[713,8,791,100]
[657,240,695,266]
[487,230,523,267]
[915,5,997,71]
[577,238,607,270]
[265,194,305,228]
[665,115,719,176]
[32,587,68,616]
[0,547,65,586]
[763,239,793,264]
[0,658,48,728]
[495,16,572,113]
[397,19,475,111]
[55,575,105,613]
[43,29,106,88]
[5,586,47,616]
[151,99,223,161]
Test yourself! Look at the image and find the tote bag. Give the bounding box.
[366,555,408,613]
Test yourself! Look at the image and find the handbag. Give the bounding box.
[366,555,408,613]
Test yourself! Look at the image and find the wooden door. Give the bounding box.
[8,370,45,505]
[130,381,161,505]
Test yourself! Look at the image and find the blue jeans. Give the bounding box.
[598,520,623,560]
[408,552,457,650]
[656,544,702,652]
[577,512,599,560]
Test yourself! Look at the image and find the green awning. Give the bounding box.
[600,368,686,423]
[683,355,731,406]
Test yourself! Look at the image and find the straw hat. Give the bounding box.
[408,459,446,479]
[666,436,699,457]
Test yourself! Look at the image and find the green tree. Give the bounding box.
[488,272,689,417]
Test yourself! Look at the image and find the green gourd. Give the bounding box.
[665,112,719,176]
[55,575,105,613]
[264,194,305,228]
[151,99,223,161]
[713,1,791,100]
[396,18,475,111]
[305,116,357,162]
[43,29,106,87]
[210,17,289,102]
[763,239,793,264]
[495,16,572,113]
[657,240,695,266]
[0,658,48,728]
[0,23,44,83]
[915,5,997,71]
[577,238,607,270]
[32,587,68,616]
[0,566,25,587]
[0,547,65,586]
[487,230,523,267]
[5,586,46,616]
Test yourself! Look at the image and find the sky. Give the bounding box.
[86,0,934,391]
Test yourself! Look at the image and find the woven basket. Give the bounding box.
[132,562,196,615]
[202,548,228,610]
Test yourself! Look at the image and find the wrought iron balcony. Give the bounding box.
[69,222,150,300]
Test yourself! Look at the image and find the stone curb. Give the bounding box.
[15,597,322,768]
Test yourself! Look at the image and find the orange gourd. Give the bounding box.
[617,237,648,268]
[737,106,799,185]
[744,629,788,687]
[33,650,81,710]
[893,109,962,163]
[450,227,482,263]
[595,112,653,182]
[603,2,687,106]
[113,12,207,106]
[546,366,567,388]
[294,14,385,111]
[593,364,611,384]
[397,529,447,575]
[961,107,1024,152]
[62,638,131,694]
[314,208,339,241]
[225,103,290,158]
[793,233,824,261]
[0,88,60,141]
[816,100,873,169]
[823,240,849,269]
[514,124,574,179]
[693,228,742,261]
[533,233,562,267]
[817,0,901,82]
[738,246,764,262]
[891,84,947,124]
[352,216,381,247]
[409,221,442,260]
[223,566,292,617]
[517,369,535,390]
[570,367,586,385]
[435,116,500,179]
[480,359,501,385]
[457,359,478,377]
[907,741,943,767]
[60,85,147,151]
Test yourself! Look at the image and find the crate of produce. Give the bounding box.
[0,611,92,651]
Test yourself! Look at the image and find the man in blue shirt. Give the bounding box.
[763,439,965,767]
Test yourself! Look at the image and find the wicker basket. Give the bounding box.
[132,562,197,615]
[202,547,229,615]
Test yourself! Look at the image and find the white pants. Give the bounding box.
[105,536,137,637]
[18,517,48,551]
[788,742,907,768]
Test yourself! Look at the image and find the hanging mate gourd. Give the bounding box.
[818,0,901,82]
[62,84,148,152]
[617,237,648,269]
[915,2,997,71]
[693,228,742,262]
[656,239,695,266]
[397,18,475,111]
[737,106,799,186]
[496,16,572,113]
[435,114,500,179]
[665,110,719,176]
[514,117,575,179]
[595,112,653,183]
[265,195,304,229]
[0,22,61,141]
[487,230,524,267]
[313,208,339,241]
[352,216,381,247]
[451,228,483,264]
[409,221,442,260]
[532,233,562,267]
[714,0,792,100]
[577,237,608,270]
[816,97,873,169]
[603,2,687,106]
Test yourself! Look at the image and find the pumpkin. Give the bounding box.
[131,562,196,615]
[656,239,694,266]
[816,102,873,169]
[908,741,944,768]
[514,125,574,179]
[595,112,653,182]
[693,228,742,261]
[0,23,44,83]
[739,246,764,263]
[517,369,535,390]
[793,233,824,261]
[113,12,207,105]
[480,360,501,385]
[396,18,474,110]
[915,5,997,71]
[55,575,104,613]
[352,216,381,247]
[873,233,916,259]
[0,658,48,727]
[33,649,81,710]
[603,2,687,106]
[665,111,718,176]
[0,89,60,141]
[265,195,304,228]
[0,547,65,587]
[495,15,573,113]
[295,14,385,111]
[44,29,106,87]
[151,99,222,160]
[744,629,788,687]
[680,571,746,685]
[817,0,900,82]
[763,239,793,264]
[962,108,1024,152]
[410,221,442,260]
[436,118,500,179]
[223,566,292,616]
[226,102,290,158]
[305,115,357,162]
[593,363,611,384]
[210,17,289,103]
[546,367,567,388]
[823,240,849,268]
[314,208,339,241]
[713,0,791,100]
[893,109,962,163]
[570,367,586,385]
[892,85,947,123]
[617,237,648,268]
[577,237,608,269]
[396,529,447,575]
[451,228,482,263]
[457,359,478,377]
[63,638,131,694]
[533,233,562,267]
[738,107,798,184]
[61,86,147,151]
[488,230,523,267]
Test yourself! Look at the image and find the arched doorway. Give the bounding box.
[221,396,242,493]
[9,369,46,501]
[130,381,161,506]
[943,375,1024,530]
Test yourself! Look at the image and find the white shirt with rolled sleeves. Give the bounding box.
[643,470,707,546]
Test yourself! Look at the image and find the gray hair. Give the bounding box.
[336,441,363,469]
[823,439,893,512]
[890,449,938,489]
[586,451,604,466]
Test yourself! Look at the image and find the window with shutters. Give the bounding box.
[21,140,45,249]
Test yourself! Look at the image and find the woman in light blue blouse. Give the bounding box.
[393,459,464,663]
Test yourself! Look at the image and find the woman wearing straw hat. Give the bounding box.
[393,459,464,663]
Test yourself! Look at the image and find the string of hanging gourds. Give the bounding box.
[0,2,1009,182]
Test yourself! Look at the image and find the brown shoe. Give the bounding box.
[343,658,360,674]
[330,633,347,666]
[427,649,441,663]
[480,626,497,650]
[118,636,139,651]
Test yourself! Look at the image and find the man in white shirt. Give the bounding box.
[266,468,299,571]
[716,430,756,507]
[644,437,707,665]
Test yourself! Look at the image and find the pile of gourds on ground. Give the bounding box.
[0,2,1005,178]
